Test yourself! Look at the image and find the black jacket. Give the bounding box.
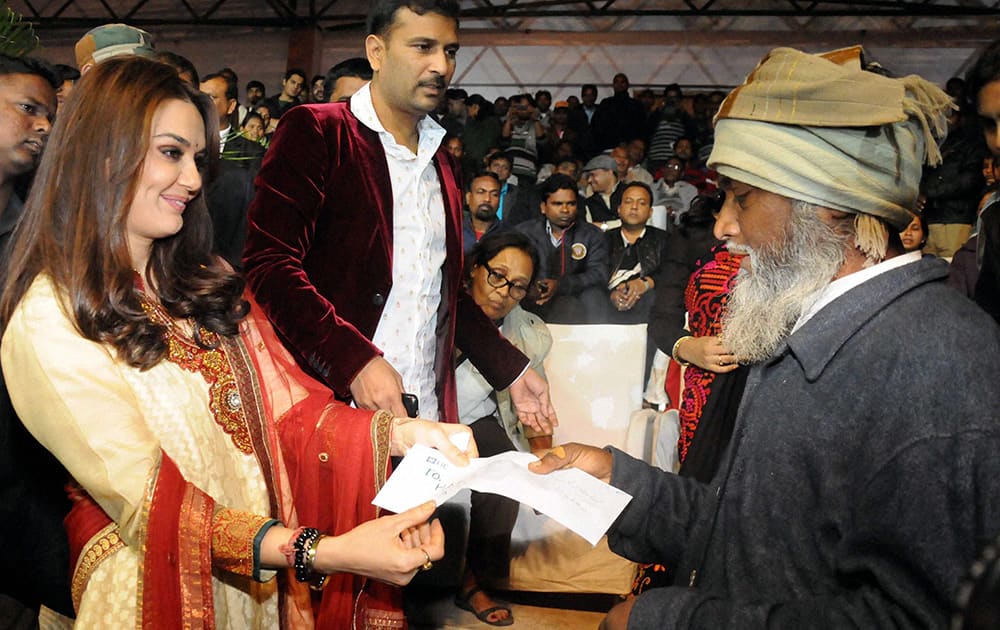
[976,199,1000,323]
[0,195,73,616]
[515,218,610,296]
[606,226,669,282]
[585,182,624,224]
[921,127,985,225]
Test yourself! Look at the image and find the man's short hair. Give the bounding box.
[446,87,468,101]
[535,89,551,102]
[619,181,653,205]
[487,152,512,168]
[467,170,501,192]
[663,82,682,97]
[53,63,81,85]
[510,93,536,108]
[219,67,238,84]
[366,0,460,36]
[246,79,265,93]
[465,93,491,115]
[285,67,307,82]
[323,58,373,102]
[202,71,237,102]
[0,55,59,90]
[581,83,597,95]
[539,173,579,203]
[154,51,199,85]
[966,39,1000,110]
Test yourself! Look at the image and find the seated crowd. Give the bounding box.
[1,4,999,629]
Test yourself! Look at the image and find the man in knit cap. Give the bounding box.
[74,23,155,74]
[533,47,1000,629]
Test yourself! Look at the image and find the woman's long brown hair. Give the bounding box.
[0,56,247,369]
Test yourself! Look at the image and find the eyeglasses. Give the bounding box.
[484,264,529,300]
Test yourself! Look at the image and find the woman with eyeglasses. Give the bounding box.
[452,231,552,626]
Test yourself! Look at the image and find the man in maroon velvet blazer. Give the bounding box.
[243,1,555,430]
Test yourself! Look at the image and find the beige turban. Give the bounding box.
[708,46,953,230]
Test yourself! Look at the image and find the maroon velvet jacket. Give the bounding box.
[243,102,529,422]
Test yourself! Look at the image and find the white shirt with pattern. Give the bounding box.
[351,83,447,419]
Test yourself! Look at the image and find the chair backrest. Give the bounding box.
[543,323,647,450]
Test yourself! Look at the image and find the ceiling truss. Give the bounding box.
[10,0,999,32]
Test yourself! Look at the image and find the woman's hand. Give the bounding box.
[315,501,444,586]
[508,368,558,435]
[676,335,739,373]
[390,418,478,465]
[528,442,613,484]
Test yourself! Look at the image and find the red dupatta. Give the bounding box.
[243,295,405,628]
[64,454,216,629]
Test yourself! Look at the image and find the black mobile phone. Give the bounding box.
[401,393,419,418]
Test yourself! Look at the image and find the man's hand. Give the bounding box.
[350,356,408,416]
[390,418,478,465]
[599,597,635,630]
[611,279,647,312]
[529,442,612,484]
[507,368,558,434]
[534,279,558,305]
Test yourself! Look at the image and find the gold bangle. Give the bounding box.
[307,535,329,591]
[671,335,693,367]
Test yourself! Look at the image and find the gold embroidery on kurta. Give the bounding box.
[72,524,125,612]
[139,296,253,454]
[211,509,273,578]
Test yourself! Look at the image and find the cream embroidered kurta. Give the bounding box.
[1,277,278,628]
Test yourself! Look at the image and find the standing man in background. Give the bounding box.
[0,55,71,627]
[244,0,555,438]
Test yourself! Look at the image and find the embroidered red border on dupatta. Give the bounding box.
[141,453,216,630]
[241,296,405,628]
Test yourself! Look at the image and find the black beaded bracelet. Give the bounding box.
[292,527,323,583]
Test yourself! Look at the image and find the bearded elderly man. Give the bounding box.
[532,46,1000,629]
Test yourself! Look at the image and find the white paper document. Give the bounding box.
[373,445,633,546]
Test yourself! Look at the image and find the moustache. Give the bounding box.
[419,77,446,89]
[726,241,752,256]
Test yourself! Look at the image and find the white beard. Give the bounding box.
[722,202,849,364]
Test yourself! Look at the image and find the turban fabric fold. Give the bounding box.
[708,46,954,230]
